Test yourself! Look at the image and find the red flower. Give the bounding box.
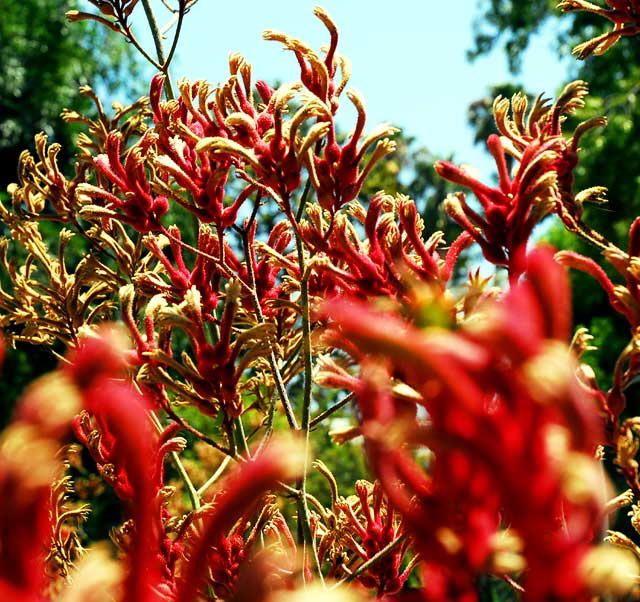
[82,130,169,232]
[174,440,303,602]
[324,247,605,601]
[0,342,80,600]
[296,192,472,305]
[67,329,194,600]
[556,218,640,424]
[435,82,605,280]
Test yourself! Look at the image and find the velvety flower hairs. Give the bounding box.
[2,1,640,600]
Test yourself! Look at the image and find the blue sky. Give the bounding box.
[133,1,572,176]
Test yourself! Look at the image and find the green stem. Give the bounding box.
[296,176,313,222]
[171,450,200,510]
[294,238,313,432]
[150,411,200,510]
[163,0,186,71]
[162,401,232,456]
[234,415,251,458]
[309,392,355,429]
[196,455,233,497]
[227,419,237,458]
[121,24,163,71]
[292,216,324,585]
[140,0,176,99]
[256,392,277,455]
[329,534,408,589]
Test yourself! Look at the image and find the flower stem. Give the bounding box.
[293,215,324,585]
[330,534,408,589]
[197,455,233,497]
[140,0,176,99]
[310,392,355,429]
[149,411,200,510]
[234,415,251,458]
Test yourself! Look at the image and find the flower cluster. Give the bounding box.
[324,248,607,601]
[435,81,606,280]
[3,2,640,602]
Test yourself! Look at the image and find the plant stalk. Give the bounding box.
[140,0,176,99]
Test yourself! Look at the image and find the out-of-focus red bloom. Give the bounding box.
[176,498,296,600]
[63,329,305,602]
[0,347,80,601]
[81,383,167,602]
[0,425,58,602]
[67,330,168,602]
[65,326,130,388]
[173,440,303,602]
[324,247,605,601]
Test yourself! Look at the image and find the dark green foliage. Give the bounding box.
[477,575,518,601]
[307,431,371,504]
[0,342,58,428]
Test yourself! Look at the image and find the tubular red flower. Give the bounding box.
[84,381,164,602]
[66,329,170,601]
[92,131,168,232]
[436,83,604,279]
[556,250,630,320]
[323,247,605,601]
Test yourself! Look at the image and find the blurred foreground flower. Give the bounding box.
[324,247,607,601]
